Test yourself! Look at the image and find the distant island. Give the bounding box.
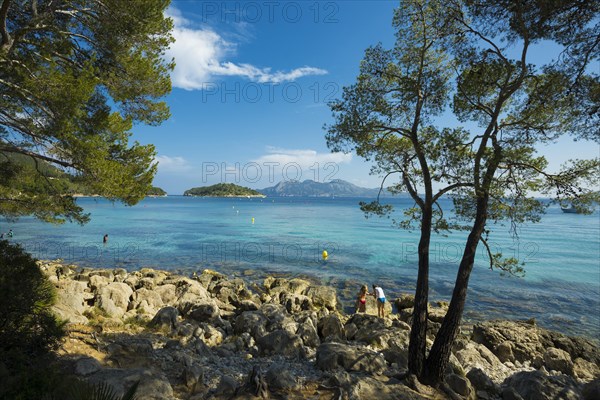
[259,179,402,198]
[147,186,167,197]
[184,183,265,197]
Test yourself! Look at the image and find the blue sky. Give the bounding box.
[133,1,599,194]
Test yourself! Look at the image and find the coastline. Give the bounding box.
[41,261,600,399]
[183,194,267,198]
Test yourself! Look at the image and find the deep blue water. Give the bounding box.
[3,196,599,339]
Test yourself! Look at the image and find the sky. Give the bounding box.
[132,1,600,195]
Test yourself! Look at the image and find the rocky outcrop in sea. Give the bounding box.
[41,261,600,400]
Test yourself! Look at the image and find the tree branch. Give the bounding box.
[0,145,75,169]
[432,182,474,203]
[0,0,12,52]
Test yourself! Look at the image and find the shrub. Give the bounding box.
[0,240,65,363]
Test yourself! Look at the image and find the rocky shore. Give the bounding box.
[42,261,600,400]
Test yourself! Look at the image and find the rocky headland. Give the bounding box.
[42,261,600,400]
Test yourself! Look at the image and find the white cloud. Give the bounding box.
[253,147,352,169]
[155,155,192,173]
[165,8,328,90]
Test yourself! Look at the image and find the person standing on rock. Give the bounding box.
[355,285,368,313]
[372,284,386,318]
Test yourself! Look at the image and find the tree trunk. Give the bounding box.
[421,197,488,385]
[408,206,432,376]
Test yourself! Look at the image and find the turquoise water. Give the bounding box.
[4,196,599,339]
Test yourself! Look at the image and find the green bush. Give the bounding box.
[0,240,66,399]
[0,240,65,359]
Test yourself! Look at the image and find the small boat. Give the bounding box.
[561,206,579,214]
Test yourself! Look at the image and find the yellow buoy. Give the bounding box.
[322,250,328,260]
[251,217,255,224]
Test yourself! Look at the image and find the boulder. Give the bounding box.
[316,342,386,375]
[466,367,498,395]
[97,282,133,318]
[153,284,177,306]
[266,363,299,391]
[172,278,212,314]
[74,357,102,376]
[296,316,320,348]
[197,323,225,347]
[473,320,543,363]
[87,368,173,400]
[502,370,581,400]
[317,314,345,341]
[89,274,111,291]
[149,306,179,330]
[446,373,474,399]
[234,311,268,339]
[266,277,311,296]
[574,357,600,381]
[544,347,574,376]
[281,292,313,314]
[105,337,154,368]
[473,320,600,368]
[394,294,415,310]
[53,279,92,324]
[305,285,338,311]
[256,329,304,358]
[582,378,600,400]
[455,342,510,384]
[188,303,220,322]
[131,288,164,315]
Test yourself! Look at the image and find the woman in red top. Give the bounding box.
[355,284,368,313]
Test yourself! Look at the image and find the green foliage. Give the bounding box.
[0,0,174,223]
[327,0,599,271]
[147,186,167,196]
[0,240,66,399]
[0,240,65,360]
[184,183,265,197]
[326,0,599,382]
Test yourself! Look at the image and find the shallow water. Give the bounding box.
[4,196,599,339]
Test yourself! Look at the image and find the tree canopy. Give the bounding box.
[0,0,174,224]
[327,0,599,386]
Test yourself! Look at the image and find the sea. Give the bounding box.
[3,196,599,341]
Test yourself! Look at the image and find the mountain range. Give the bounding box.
[259,179,400,197]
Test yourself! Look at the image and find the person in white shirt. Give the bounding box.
[372,284,386,318]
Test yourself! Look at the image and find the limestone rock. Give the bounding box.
[88,368,174,400]
[395,293,415,310]
[154,284,177,305]
[266,363,299,391]
[52,279,92,324]
[256,329,304,358]
[544,347,574,376]
[317,314,345,341]
[502,370,581,400]
[574,357,600,381]
[188,303,220,322]
[74,357,102,376]
[97,282,133,318]
[305,286,338,311]
[455,342,510,384]
[466,367,498,395]
[582,378,600,400]
[446,373,474,399]
[297,316,320,348]
[316,342,386,375]
[150,306,179,330]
